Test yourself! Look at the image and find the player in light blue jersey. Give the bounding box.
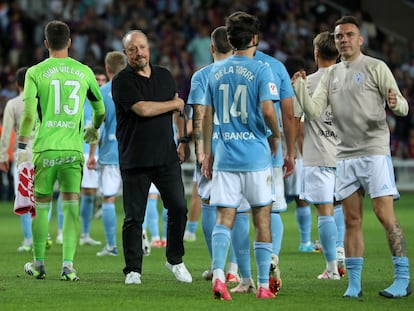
[284,55,320,254]
[77,69,105,246]
[202,12,280,300]
[187,26,242,283]
[87,52,126,257]
[229,49,297,295]
[228,49,297,295]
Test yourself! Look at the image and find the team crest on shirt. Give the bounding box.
[268,82,279,96]
[354,72,364,85]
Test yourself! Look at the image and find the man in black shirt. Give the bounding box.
[112,29,192,285]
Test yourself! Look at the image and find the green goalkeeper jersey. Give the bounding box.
[20,57,105,153]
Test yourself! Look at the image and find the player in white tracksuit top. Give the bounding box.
[293,15,411,299]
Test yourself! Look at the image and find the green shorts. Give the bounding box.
[32,150,84,197]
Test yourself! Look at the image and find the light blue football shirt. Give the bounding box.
[188,62,220,153]
[84,99,98,156]
[254,50,294,168]
[204,54,279,171]
[98,81,118,165]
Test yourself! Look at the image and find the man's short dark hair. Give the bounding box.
[44,20,70,50]
[226,12,260,51]
[211,26,232,54]
[15,66,28,88]
[335,16,360,28]
[284,56,306,77]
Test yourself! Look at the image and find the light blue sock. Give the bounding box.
[20,213,32,239]
[271,212,284,255]
[318,216,337,262]
[380,256,411,297]
[231,213,251,278]
[254,241,272,286]
[201,202,216,258]
[102,202,117,247]
[57,195,63,231]
[343,257,363,297]
[334,204,345,248]
[212,224,231,271]
[162,207,168,240]
[146,197,160,238]
[296,205,312,244]
[186,221,198,234]
[80,194,94,235]
[142,212,148,231]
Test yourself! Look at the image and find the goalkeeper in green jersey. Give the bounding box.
[19,20,105,281]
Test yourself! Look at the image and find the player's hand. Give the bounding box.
[173,93,185,114]
[201,154,214,180]
[177,142,190,163]
[0,161,9,172]
[17,148,30,168]
[87,155,97,170]
[387,88,397,109]
[283,154,295,178]
[291,70,306,85]
[84,126,99,144]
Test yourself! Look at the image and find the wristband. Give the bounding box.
[18,141,28,150]
[179,136,190,144]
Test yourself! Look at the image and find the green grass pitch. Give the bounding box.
[0,194,412,310]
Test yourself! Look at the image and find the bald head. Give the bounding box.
[122,30,150,73]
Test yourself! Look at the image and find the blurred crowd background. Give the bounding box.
[1,0,414,199]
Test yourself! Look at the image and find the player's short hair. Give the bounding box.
[211,26,232,54]
[93,65,106,76]
[313,31,339,61]
[335,16,360,28]
[225,11,260,51]
[284,56,306,77]
[105,51,127,75]
[15,66,28,88]
[44,20,70,50]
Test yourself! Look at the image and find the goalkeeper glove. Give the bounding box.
[17,148,30,168]
[84,126,99,144]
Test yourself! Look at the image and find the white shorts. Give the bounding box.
[272,166,287,212]
[100,165,121,197]
[196,166,211,201]
[284,158,303,198]
[210,168,273,208]
[197,166,251,212]
[81,154,99,189]
[335,155,399,201]
[192,167,197,182]
[149,183,160,195]
[300,166,335,204]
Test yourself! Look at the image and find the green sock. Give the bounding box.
[33,201,51,262]
[62,200,80,263]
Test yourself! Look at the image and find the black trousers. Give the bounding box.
[121,161,187,275]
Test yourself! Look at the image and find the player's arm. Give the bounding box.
[87,81,106,129]
[0,100,15,167]
[192,104,205,165]
[280,96,296,177]
[19,69,37,143]
[292,70,329,120]
[201,104,213,180]
[372,62,409,117]
[262,99,280,155]
[87,143,98,170]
